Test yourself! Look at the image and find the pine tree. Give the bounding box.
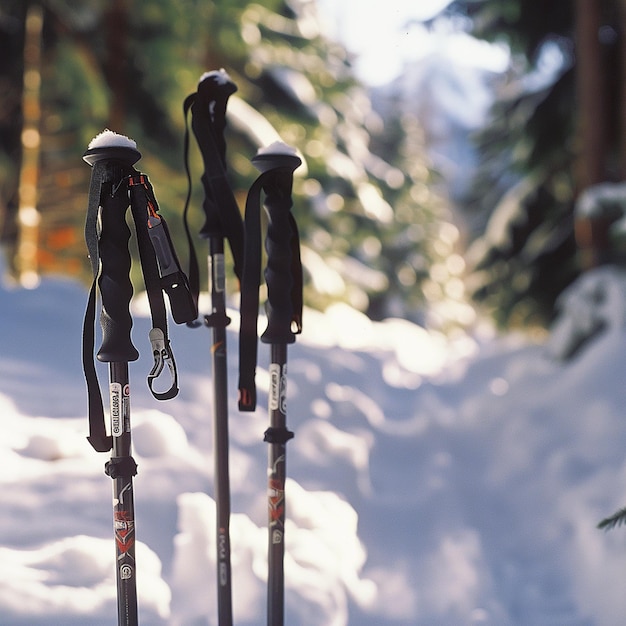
[449,0,626,327]
[1,0,452,326]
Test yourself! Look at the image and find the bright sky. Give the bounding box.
[317,0,509,85]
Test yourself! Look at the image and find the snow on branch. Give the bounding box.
[546,266,626,360]
[575,182,626,219]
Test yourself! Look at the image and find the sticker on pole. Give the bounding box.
[110,382,122,437]
[208,252,226,293]
[269,363,287,413]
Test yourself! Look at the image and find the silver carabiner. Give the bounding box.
[147,327,179,400]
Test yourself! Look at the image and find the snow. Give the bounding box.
[575,182,626,220]
[2,263,626,625]
[199,69,232,87]
[256,141,298,157]
[87,130,137,151]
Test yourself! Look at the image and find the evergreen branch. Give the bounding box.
[598,507,626,531]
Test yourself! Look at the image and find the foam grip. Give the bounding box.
[261,170,296,345]
[196,69,237,142]
[192,70,241,241]
[97,163,139,363]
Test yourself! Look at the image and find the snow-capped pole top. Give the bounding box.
[198,68,232,86]
[83,129,141,168]
[88,129,138,150]
[256,141,298,157]
[252,141,301,175]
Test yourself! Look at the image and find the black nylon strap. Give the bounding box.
[128,178,168,335]
[237,176,264,411]
[82,166,189,451]
[83,160,113,452]
[128,175,180,401]
[182,93,201,314]
[129,174,197,325]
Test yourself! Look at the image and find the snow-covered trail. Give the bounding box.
[1,267,626,624]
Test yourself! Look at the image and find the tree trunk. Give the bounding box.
[574,0,609,269]
[619,0,626,179]
[575,0,606,188]
[104,0,130,132]
[16,3,43,287]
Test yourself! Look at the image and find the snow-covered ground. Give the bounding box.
[2,264,626,625]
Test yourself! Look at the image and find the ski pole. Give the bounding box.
[238,143,303,626]
[185,69,244,626]
[83,140,141,626]
[83,130,195,625]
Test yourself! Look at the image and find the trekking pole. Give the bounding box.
[184,70,244,626]
[238,143,303,626]
[83,131,196,626]
[83,139,141,626]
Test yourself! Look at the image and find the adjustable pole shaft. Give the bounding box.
[109,361,138,626]
[265,343,290,626]
[262,184,294,626]
[208,235,233,625]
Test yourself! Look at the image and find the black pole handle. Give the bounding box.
[84,147,141,363]
[238,144,302,411]
[253,150,302,345]
[191,70,241,241]
[196,69,237,165]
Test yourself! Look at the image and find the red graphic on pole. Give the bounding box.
[114,510,135,554]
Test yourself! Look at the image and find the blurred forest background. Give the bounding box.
[1,0,626,332]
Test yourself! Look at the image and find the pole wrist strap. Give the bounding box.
[237,170,303,412]
[83,166,195,452]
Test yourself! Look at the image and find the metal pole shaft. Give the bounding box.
[266,343,289,626]
[208,236,233,626]
[109,361,138,626]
